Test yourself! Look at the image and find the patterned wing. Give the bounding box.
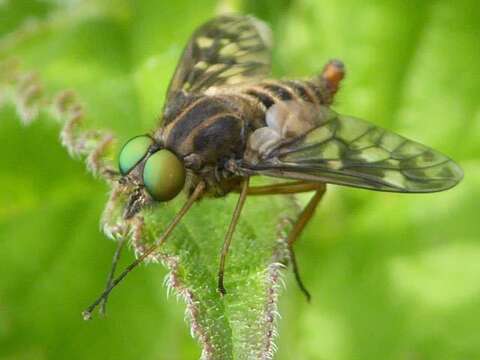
[243,105,463,193]
[165,15,272,102]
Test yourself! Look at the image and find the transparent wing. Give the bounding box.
[244,106,463,193]
[165,15,272,101]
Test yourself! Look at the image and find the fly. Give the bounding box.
[83,15,463,319]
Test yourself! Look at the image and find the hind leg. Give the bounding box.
[244,181,327,300]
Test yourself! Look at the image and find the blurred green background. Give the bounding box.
[1,0,479,359]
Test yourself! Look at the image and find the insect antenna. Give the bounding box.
[82,181,206,320]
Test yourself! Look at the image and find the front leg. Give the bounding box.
[218,178,250,295]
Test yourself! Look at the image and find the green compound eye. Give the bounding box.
[143,149,186,202]
[118,135,153,175]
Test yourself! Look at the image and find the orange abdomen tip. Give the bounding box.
[322,59,345,93]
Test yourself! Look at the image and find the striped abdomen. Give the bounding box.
[238,78,334,113]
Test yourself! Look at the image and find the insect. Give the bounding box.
[83,15,463,318]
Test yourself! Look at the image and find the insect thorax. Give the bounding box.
[160,92,262,165]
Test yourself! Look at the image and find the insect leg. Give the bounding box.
[286,186,326,301]
[99,214,157,316]
[82,181,206,320]
[241,181,326,301]
[99,235,127,316]
[242,180,321,195]
[96,184,138,315]
[217,178,250,296]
